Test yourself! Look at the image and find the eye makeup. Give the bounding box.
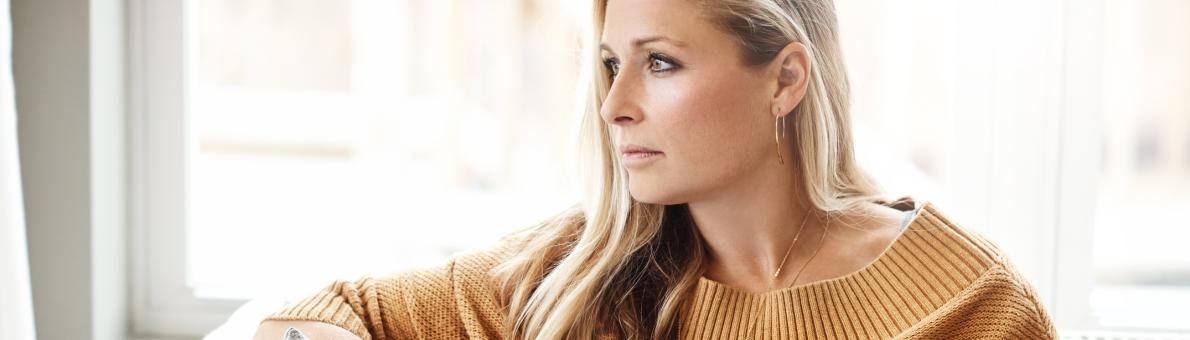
[601,51,683,80]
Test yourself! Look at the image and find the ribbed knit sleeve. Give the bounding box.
[261,239,515,340]
[263,262,466,340]
[264,276,397,340]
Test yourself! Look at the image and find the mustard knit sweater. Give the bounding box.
[264,200,1058,339]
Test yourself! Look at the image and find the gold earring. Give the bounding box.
[775,110,786,165]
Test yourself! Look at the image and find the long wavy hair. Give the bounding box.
[491,0,883,338]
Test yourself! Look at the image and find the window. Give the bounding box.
[130,0,582,336]
[186,0,583,301]
[129,0,1188,337]
[1089,0,1190,330]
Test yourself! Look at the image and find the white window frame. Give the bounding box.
[128,0,245,337]
[1048,0,1103,329]
[124,0,1158,337]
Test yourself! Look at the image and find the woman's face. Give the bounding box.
[600,0,780,205]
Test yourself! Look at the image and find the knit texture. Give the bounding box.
[263,199,1058,339]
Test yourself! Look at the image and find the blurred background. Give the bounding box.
[3,0,1188,339]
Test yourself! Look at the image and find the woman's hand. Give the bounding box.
[253,320,362,340]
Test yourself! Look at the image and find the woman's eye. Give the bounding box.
[603,59,620,78]
[649,54,678,72]
[603,54,676,81]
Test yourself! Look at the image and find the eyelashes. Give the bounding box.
[602,57,621,79]
[602,52,681,80]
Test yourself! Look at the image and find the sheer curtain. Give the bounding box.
[0,0,36,338]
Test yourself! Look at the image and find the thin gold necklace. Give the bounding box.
[772,205,815,280]
[742,209,830,340]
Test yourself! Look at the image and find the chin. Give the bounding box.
[627,181,687,205]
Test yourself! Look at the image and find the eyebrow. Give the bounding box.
[599,36,687,54]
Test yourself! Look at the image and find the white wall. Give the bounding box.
[11,0,128,339]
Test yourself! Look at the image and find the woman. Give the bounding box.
[254,0,1057,338]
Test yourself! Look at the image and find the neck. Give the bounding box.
[687,162,822,289]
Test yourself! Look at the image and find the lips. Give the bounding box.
[619,144,663,155]
[619,144,664,166]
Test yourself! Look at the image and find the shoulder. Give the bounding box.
[900,201,1009,272]
[892,201,1057,338]
[897,200,1037,288]
[853,198,1020,301]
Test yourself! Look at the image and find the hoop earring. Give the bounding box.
[775,111,786,165]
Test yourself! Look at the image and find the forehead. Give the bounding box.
[600,0,717,48]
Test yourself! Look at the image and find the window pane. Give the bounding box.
[1091,0,1190,330]
[187,0,583,299]
[837,0,958,206]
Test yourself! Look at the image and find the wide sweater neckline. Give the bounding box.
[693,198,928,298]
[678,199,1010,339]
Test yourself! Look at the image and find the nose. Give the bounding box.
[599,73,643,126]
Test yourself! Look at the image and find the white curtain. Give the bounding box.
[0,0,37,338]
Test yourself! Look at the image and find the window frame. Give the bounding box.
[128,0,245,336]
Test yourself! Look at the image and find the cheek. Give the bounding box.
[649,71,770,177]
[656,73,766,167]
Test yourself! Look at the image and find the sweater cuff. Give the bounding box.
[263,280,374,340]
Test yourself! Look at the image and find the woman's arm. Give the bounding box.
[251,244,511,339]
[253,320,362,340]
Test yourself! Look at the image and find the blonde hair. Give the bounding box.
[491,0,883,338]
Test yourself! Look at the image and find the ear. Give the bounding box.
[769,42,811,119]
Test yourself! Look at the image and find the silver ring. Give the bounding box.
[283,327,308,340]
